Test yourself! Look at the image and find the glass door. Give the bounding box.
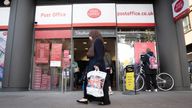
[117,29,156,91]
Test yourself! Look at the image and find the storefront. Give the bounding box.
[28,3,156,91]
[1,0,190,91]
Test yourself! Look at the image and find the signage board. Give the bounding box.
[73,4,116,27]
[35,5,72,28]
[172,0,190,21]
[0,8,10,29]
[50,44,62,67]
[117,4,155,27]
[73,29,116,38]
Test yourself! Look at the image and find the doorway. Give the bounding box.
[73,38,117,90]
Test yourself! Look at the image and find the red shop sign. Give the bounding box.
[87,8,101,18]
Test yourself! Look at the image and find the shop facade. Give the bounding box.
[0,0,190,91]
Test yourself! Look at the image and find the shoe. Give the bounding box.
[145,90,151,92]
[76,98,88,104]
[98,102,110,105]
[154,89,158,92]
[88,99,92,102]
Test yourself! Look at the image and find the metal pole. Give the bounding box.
[122,68,125,92]
[61,69,64,93]
[64,73,67,92]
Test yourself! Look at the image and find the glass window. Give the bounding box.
[183,16,191,33]
[117,28,157,91]
[117,29,156,65]
[32,30,72,91]
[0,31,8,88]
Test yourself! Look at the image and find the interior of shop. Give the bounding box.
[117,28,156,91]
[73,38,116,90]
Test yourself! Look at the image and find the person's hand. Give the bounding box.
[110,68,113,74]
[94,65,99,71]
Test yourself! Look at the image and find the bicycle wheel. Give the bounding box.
[157,73,174,91]
[135,74,145,91]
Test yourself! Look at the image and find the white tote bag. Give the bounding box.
[86,70,107,97]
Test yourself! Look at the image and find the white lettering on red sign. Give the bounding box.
[87,8,101,18]
[174,0,184,13]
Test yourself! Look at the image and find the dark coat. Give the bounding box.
[84,37,110,104]
[141,51,157,74]
[87,38,105,72]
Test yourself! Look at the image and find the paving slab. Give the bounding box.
[0,91,192,108]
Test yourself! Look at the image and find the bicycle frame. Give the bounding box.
[134,63,146,91]
[156,75,166,84]
[135,63,145,82]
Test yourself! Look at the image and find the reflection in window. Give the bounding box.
[117,30,156,67]
[183,16,191,33]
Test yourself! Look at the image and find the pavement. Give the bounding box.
[0,90,192,108]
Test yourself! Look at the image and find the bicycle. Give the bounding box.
[135,63,175,91]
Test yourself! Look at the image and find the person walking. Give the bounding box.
[141,48,158,92]
[104,48,113,95]
[72,61,80,90]
[76,30,111,105]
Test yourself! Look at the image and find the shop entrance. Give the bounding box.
[73,38,117,91]
[117,29,157,91]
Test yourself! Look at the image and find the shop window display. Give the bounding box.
[32,38,71,91]
[0,31,7,88]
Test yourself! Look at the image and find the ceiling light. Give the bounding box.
[4,0,10,6]
[104,42,107,44]
[85,48,88,50]
[83,42,87,44]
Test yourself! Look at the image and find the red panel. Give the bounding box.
[174,8,190,21]
[0,26,8,30]
[35,43,50,64]
[34,24,71,28]
[35,30,72,39]
[134,42,156,64]
[50,44,62,61]
[72,23,116,27]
